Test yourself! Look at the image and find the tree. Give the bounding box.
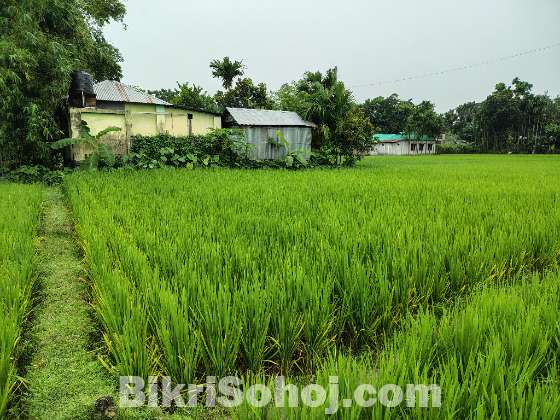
[282,68,377,165]
[360,94,414,134]
[50,121,119,170]
[171,83,220,113]
[146,88,178,104]
[544,95,560,151]
[274,82,307,115]
[209,57,246,90]
[214,78,274,111]
[477,83,521,152]
[404,101,445,152]
[0,0,126,169]
[444,102,480,142]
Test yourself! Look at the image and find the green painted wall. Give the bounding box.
[126,103,158,136]
[67,103,222,163]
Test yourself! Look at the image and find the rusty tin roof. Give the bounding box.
[94,80,171,105]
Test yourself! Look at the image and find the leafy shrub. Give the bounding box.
[125,129,274,170]
[1,165,65,185]
[435,141,476,154]
[127,128,255,168]
[50,121,119,171]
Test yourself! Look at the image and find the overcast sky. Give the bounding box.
[104,0,560,113]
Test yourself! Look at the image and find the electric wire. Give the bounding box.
[350,43,560,88]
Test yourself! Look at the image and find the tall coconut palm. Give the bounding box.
[209,57,246,90]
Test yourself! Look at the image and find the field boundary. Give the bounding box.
[20,187,116,420]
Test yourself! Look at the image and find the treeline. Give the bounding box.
[443,78,560,153]
[356,79,560,154]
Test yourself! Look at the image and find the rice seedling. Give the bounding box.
[0,183,43,416]
[62,155,560,416]
[239,279,272,377]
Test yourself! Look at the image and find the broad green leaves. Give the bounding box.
[97,143,115,167]
[50,121,120,170]
[209,56,245,90]
[79,152,99,171]
[96,126,122,139]
[49,137,86,149]
[266,130,311,169]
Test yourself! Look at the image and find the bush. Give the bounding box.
[436,141,476,154]
[125,128,257,169]
[0,165,66,185]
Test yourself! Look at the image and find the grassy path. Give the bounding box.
[21,187,115,420]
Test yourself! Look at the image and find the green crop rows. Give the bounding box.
[63,155,560,418]
[0,183,43,416]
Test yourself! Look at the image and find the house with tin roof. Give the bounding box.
[64,72,222,163]
[370,133,438,156]
[222,107,314,160]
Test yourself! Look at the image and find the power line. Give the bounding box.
[350,43,560,88]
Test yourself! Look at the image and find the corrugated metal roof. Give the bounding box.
[94,80,171,105]
[225,107,309,126]
[375,133,436,141]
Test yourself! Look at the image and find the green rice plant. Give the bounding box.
[228,372,276,420]
[239,279,272,377]
[366,270,560,419]
[195,281,243,379]
[93,267,158,380]
[269,270,305,376]
[293,266,337,372]
[153,285,199,386]
[62,155,560,411]
[0,183,43,417]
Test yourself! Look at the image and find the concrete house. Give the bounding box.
[222,107,314,160]
[370,133,438,156]
[64,72,221,163]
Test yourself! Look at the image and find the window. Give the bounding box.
[411,144,416,151]
[419,144,424,151]
[428,144,433,151]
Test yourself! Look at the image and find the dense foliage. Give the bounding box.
[214,78,275,111]
[360,94,414,134]
[64,156,560,418]
[125,129,319,170]
[404,100,445,146]
[126,129,258,169]
[435,141,476,154]
[0,0,126,169]
[444,78,560,153]
[276,69,377,165]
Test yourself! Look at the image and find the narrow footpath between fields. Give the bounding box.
[22,187,116,420]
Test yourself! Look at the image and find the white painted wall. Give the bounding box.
[370,139,436,156]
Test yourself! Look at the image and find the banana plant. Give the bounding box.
[50,121,121,171]
[267,130,312,168]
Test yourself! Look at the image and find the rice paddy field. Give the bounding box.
[0,183,43,416]
[61,155,560,419]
